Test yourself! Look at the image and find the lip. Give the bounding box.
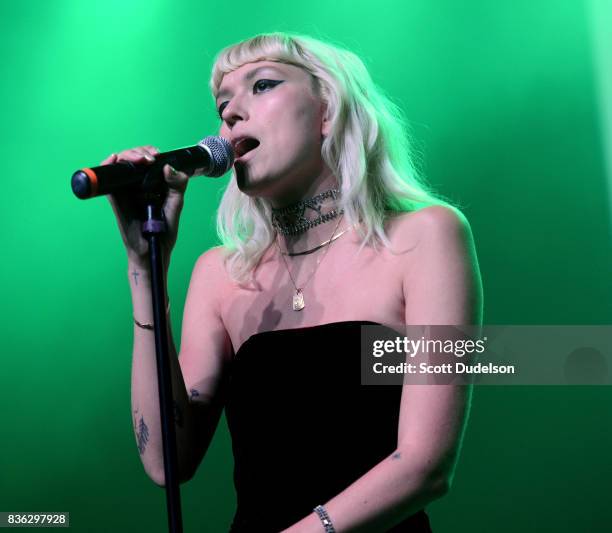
[231,135,260,162]
[234,145,259,162]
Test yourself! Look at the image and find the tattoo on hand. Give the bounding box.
[137,416,149,455]
[189,389,200,401]
[391,451,401,460]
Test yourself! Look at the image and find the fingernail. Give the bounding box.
[145,154,155,161]
[169,166,177,176]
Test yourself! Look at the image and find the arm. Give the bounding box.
[130,247,232,486]
[282,205,483,532]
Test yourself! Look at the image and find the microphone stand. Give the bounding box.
[139,169,183,533]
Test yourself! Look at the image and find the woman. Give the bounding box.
[104,33,482,532]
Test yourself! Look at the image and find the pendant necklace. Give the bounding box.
[275,213,344,311]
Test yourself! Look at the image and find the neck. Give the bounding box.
[270,173,350,254]
[268,167,337,209]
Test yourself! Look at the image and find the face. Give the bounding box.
[215,60,330,200]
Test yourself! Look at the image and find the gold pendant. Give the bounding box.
[293,289,305,311]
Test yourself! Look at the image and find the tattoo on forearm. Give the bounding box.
[131,270,140,286]
[189,389,200,401]
[137,416,149,455]
[173,400,183,427]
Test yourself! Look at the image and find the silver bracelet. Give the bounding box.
[313,505,335,533]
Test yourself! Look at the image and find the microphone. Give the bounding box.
[71,136,234,199]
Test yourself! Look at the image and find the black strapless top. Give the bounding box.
[225,321,432,533]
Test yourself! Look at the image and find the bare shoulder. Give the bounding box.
[387,204,470,239]
[384,205,474,257]
[393,205,482,325]
[193,245,228,276]
[189,246,231,298]
[180,246,233,373]
[182,245,232,345]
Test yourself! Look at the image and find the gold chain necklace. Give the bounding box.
[275,214,344,311]
[280,226,353,256]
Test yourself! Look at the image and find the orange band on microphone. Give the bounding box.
[82,168,98,196]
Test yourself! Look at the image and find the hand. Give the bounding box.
[102,145,189,268]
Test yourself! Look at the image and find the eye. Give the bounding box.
[217,80,283,120]
[217,101,228,119]
[253,79,282,93]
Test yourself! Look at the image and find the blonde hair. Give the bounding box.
[210,32,451,283]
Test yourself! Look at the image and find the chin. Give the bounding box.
[234,160,315,203]
[234,165,280,198]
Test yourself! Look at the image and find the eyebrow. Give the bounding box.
[216,65,285,101]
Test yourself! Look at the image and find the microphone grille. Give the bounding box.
[198,136,234,177]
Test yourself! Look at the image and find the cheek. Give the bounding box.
[219,122,230,138]
[294,96,324,144]
[262,94,322,150]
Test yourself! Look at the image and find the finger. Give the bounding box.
[131,147,156,162]
[163,164,188,192]
[138,145,159,160]
[100,153,118,165]
[117,148,156,164]
[142,145,160,156]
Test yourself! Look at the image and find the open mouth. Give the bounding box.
[234,137,260,158]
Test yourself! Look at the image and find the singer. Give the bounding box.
[103,33,482,532]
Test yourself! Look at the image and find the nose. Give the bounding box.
[221,95,249,129]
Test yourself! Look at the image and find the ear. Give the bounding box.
[320,101,331,137]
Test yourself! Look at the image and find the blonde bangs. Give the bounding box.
[210,34,316,96]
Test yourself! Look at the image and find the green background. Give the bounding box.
[1,0,611,531]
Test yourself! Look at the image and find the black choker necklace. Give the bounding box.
[271,189,343,236]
